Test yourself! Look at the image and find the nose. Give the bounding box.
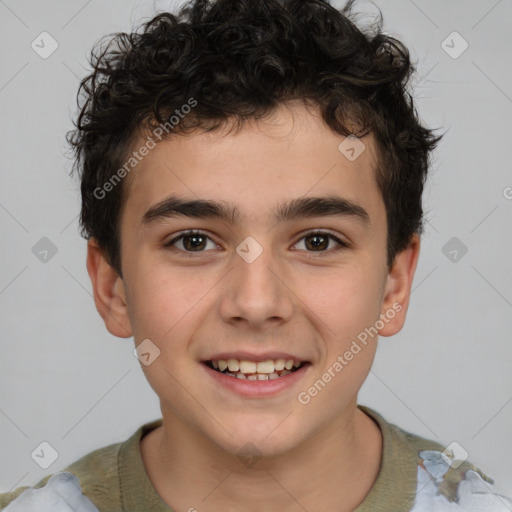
[218,244,294,331]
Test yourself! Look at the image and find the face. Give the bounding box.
[88,103,419,459]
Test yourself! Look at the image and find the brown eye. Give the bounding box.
[165,231,218,252]
[304,233,330,251]
[182,234,207,251]
[294,231,348,253]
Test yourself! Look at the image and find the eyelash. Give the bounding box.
[163,229,349,256]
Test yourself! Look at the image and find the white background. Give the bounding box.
[1,0,511,501]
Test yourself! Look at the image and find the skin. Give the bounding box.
[87,103,420,512]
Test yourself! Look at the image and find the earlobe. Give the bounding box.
[86,239,133,338]
[378,234,421,337]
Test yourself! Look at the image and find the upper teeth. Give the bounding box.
[212,358,301,374]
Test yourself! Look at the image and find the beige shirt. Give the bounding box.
[1,406,507,511]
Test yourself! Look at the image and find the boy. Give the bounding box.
[1,0,510,510]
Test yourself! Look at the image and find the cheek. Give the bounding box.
[126,269,205,406]
[125,268,198,341]
[299,265,384,340]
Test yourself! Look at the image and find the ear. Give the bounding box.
[378,234,421,337]
[86,238,133,338]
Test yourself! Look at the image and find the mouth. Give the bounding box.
[203,358,308,380]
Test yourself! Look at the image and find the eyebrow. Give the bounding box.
[141,195,370,227]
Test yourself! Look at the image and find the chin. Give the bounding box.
[208,416,308,462]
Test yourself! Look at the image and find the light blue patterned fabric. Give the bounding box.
[3,449,510,511]
[2,472,98,512]
[410,450,512,511]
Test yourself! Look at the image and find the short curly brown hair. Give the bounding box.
[67,0,441,275]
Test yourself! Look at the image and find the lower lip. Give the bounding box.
[201,363,310,398]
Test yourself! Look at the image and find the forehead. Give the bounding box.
[121,104,384,229]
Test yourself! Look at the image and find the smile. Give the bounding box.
[205,358,304,380]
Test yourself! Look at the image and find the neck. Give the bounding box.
[141,406,382,512]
